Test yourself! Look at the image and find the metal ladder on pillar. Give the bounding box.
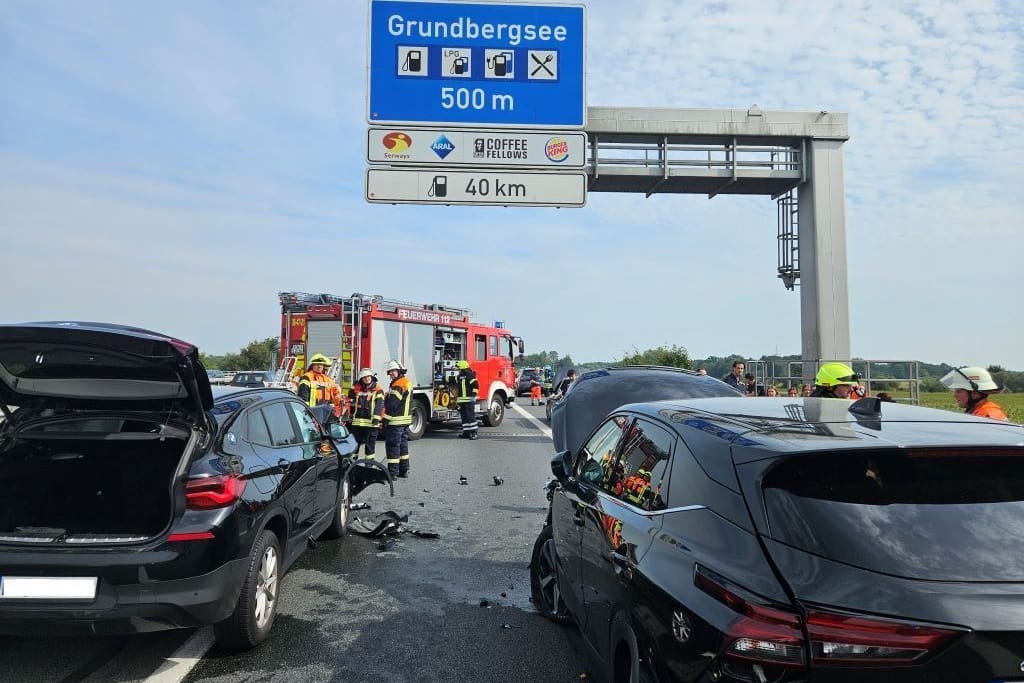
[339,296,365,392]
[777,189,800,290]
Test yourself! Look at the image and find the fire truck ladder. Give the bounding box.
[340,296,366,390]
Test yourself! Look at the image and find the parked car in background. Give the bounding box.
[531,382,1024,683]
[516,368,542,397]
[229,371,275,388]
[0,322,391,651]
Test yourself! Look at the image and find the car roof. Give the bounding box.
[623,396,1024,459]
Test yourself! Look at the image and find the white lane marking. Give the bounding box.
[510,403,552,439]
[144,626,214,683]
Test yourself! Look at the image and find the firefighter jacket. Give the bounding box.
[456,369,479,404]
[969,397,1009,421]
[622,469,656,509]
[349,381,385,428]
[297,370,342,417]
[383,375,413,426]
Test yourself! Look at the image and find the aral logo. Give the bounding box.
[545,137,570,163]
[382,132,412,159]
[431,135,455,159]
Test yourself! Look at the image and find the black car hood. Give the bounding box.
[0,322,213,417]
[550,366,742,455]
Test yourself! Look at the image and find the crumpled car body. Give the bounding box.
[550,365,742,455]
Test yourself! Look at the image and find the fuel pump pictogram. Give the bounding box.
[485,50,514,79]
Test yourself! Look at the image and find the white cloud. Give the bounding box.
[0,0,1021,369]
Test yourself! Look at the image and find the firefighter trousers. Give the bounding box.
[383,424,409,476]
[351,426,379,459]
[459,402,478,438]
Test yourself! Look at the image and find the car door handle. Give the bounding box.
[277,459,290,472]
[610,551,632,577]
[572,509,585,526]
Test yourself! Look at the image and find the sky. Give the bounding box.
[2,0,1022,370]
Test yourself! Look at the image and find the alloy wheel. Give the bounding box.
[254,544,279,629]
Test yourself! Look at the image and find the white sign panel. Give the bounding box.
[366,168,587,207]
[367,128,586,168]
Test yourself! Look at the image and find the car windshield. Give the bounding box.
[762,448,1024,581]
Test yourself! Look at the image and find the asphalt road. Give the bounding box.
[1,402,596,682]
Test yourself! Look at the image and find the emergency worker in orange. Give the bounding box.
[348,368,385,459]
[529,368,543,406]
[381,359,413,478]
[296,353,342,425]
[939,367,1008,421]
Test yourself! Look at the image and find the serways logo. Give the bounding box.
[382,132,412,159]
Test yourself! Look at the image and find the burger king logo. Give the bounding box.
[544,136,570,163]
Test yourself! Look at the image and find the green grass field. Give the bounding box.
[917,392,1024,424]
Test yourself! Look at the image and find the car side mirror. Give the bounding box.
[328,422,350,440]
[550,449,575,483]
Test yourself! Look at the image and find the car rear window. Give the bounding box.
[762,448,1024,581]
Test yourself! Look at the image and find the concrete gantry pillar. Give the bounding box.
[798,139,851,370]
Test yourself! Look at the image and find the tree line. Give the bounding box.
[203,338,1023,393]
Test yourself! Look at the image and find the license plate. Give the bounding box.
[0,576,97,599]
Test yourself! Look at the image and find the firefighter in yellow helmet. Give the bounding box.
[348,368,386,458]
[939,366,1008,421]
[455,359,480,440]
[811,362,860,399]
[297,353,342,424]
[381,359,413,478]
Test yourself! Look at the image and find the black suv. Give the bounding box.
[531,368,1024,683]
[0,322,391,650]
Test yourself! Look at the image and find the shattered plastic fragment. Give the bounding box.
[479,599,490,608]
[492,476,504,486]
[459,475,468,485]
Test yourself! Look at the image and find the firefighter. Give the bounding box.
[297,353,342,425]
[542,365,554,396]
[381,359,413,477]
[455,360,480,440]
[939,366,1008,421]
[809,362,861,399]
[348,368,385,459]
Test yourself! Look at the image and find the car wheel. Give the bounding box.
[407,398,428,441]
[530,525,572,624]
[321,475,351,540]
[214,529,281,651]
[609,615,655,683]
[482,395,504,427]
[545,399,554,422]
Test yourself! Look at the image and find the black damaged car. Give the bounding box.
[0,322,391,650]
[531,374,1024,683]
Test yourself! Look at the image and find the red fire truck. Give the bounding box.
[278,292,524,440]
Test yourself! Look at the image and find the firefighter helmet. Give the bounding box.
[939,366,999,392]
[309,353,331,367]
[815,362,859,387]
[383,359,405,373]
[358,368,375,381]
[456,360,470,370]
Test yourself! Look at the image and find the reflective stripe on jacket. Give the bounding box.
[349,382,385,428]
[383,375,413,426]
[297,371,342,415]
[456,370,479,404]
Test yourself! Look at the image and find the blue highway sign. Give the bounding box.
[368,0,585,128]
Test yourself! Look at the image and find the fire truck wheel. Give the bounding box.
[482,395,505,427]
[407,398,428,441]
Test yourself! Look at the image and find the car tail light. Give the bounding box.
[166,531,215,542]
[806,610,961,665]
[185,474,247,510]
[694,565,805,667]
[695,565,962,669]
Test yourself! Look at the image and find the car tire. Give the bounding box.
[545,399,554,422]
[214,529,281,652]
[529,524,572,624]
[321,475,351,540]
[609,614,656,683]
[407,398,428,441]
[482,395,505,427]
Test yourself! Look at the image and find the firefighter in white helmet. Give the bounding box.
[381,359,413,478]
[348,368,385,459]
[939,367,1008,421]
